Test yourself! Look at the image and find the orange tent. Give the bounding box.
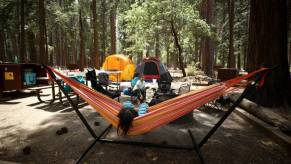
[102,54,135,81]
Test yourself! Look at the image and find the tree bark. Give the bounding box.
[0,30,5,62]
[92,0,100,68]
[39,0,46,64]
[227,0,235,68]
[200,0,214,76]
[49,32,53,65]
[288,0,291,68]
[166,44,170,67]
[237,49,241,70]
[155,33,160,58]
[20,0,26,63]
[247,0,291,107]
[27,31,37,63]
[194,38,199,63]
[79,9,85,70]
[55,28,61,66]
[170,21,186,77]
[101,0,107,64]
[110,0,119,55]
[59,30,64,66]
[11,34,18,62]
[63,34,68,66]
[145,45,150,57]
[45,17,49,65]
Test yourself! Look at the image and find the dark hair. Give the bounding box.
[133,72,140,78]
[117,108,138,136]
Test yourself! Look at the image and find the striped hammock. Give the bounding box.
[48,67,268,136]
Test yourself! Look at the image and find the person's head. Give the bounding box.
[140,75,145,82]
[117,108,137,136]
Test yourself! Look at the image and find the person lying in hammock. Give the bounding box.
[117,97,149,135]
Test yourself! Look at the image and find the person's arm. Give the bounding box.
[131,77,139,88]
[140,81,146,90]
[133,80,140,91]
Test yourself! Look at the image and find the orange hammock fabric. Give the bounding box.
[49,67,268,135]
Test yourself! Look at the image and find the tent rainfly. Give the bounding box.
[135,57,172,83]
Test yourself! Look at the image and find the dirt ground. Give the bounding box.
[1,86,291,164]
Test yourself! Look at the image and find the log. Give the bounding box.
[229,94,291,133]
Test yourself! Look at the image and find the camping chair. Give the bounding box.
[98,72,120,92]
[149,83,190,106]
[45,65,274,164]
[86,70,120,99]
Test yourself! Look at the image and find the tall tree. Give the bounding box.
[170,20,186,76]
[200,0,214,76]
[247,0,291,107]
[27,31,37,63]
[92,0,99,68]
[101,0,107,63]
[288,0,291,67]
[39,0,46,64]
[0,30,5,62]
[79,8,85,70]
[20,0,26,63]
[110,0,119,55]
[227,0,235,68]
[155,33,160,58]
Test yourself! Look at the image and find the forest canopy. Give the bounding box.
[0,0,252,72]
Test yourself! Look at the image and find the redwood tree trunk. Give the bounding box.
[0,30,5,62]
[27,31,37,63]
[288,0,291,67]
[55,28,60,66]
[227,0,235,68]
[247,0,291,107]
[79,9,85,70]
[101,0,107,64]
[39,0,47,64]
[20,0,26,63]
[49,32,53,65]
[92,0,99,68]
[200,0,214,76]
[110,0,119,55]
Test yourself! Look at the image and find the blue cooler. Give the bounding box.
[64,75,85,92]
[24,72,36,85]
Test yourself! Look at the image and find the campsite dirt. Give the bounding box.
[1,85,291,164]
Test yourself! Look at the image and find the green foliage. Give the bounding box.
[120,0,210,61]
[214,0,250,68]
[187,61,200,76]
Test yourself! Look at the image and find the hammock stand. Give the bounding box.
[45,66,270,164]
